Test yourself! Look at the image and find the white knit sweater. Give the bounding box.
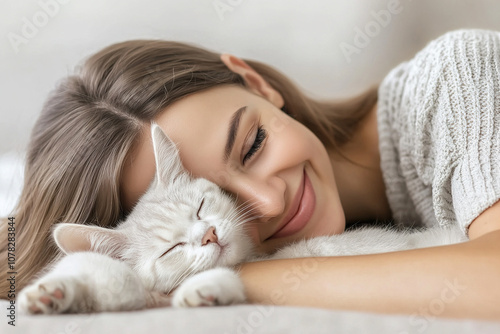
[377,29,500,237]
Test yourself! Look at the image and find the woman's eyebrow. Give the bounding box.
[223,106,247,163]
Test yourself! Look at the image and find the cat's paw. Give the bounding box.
[18,277,80,315]
[172,268,246,307]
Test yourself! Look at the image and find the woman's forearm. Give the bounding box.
[236,231,500,320]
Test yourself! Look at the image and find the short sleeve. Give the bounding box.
[433,30,500,236]
[377,29,500,236]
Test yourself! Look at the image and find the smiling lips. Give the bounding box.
[268,169,316,239]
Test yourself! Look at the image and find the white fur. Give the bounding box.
[18,252,170,314]
[171,267,246,307]
[268,224,466,260]
[18,123,468,314]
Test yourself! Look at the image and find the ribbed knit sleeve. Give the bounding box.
[377,29,500,237]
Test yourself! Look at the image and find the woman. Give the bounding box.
[2,29,500,319]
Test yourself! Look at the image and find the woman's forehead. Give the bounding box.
[121,85,250,211]
[155,85,243,175]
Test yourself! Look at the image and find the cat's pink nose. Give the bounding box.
[201,227,218,245]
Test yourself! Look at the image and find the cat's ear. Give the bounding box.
[52,223,127,259]
[150,122,185,185]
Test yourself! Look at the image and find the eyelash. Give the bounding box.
[159,242,186,258]
[197,198,205,220]
[243,125,267,164]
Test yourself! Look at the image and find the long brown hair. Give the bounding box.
[0,40,377,299]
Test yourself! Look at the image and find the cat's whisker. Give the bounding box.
[234,206,267,227]
[224,212,258,230]
[191,255,204,269]
[233,198,259,215]
[168,265,198,295]
[241,202,273,220]
[233,202,266,224]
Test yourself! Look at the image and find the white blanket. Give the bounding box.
[2,300,500,334]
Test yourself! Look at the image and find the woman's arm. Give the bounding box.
[237,208,500,320]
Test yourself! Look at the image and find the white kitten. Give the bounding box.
[18,123,467,314]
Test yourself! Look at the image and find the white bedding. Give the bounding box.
[2,300,500,334]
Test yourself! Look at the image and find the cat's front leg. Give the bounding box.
[18,275,87,314]
[172,267,246,307]
[18,252,154,314]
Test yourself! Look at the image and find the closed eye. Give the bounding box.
[197,198,205,220]
[159,242,186,258]
[243,125,267,165]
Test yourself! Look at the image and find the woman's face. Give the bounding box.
[122,84,346,254]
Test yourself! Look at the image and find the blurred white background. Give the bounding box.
[1,0,500,215]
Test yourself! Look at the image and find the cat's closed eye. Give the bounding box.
[196,198,205,220]
[159,242,186,258]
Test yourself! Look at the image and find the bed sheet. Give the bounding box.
[2,300,500,334]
